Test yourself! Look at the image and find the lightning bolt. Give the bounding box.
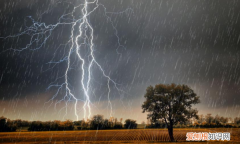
[1,0,132,121]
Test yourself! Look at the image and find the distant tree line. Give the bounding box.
[1,114,239,132]
[74,115,137,130]
[146,114,240,128]
[28,120,74,131]
[0,115,138,132]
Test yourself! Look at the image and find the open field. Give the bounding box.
[0,128,239,143]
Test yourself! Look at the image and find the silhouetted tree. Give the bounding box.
[142,83,200,141]
[89,115,123,129]
[220,116,228,125]
[124,119,137,129]
[63,120,74,130]
[214,114,221,125]
[234,117,240,125]
[74,120,82,126]
[197,114,204,124]
[90,115,104,130]
[113,122,123,129]
[0,116,17,132]
[103,119,110,129]
[80,120,89,130]
[205,114,214,125]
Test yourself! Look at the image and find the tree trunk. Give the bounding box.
[168,125,175,141]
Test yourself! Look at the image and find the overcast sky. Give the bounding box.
[0,0,240,123]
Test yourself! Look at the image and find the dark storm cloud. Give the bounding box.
[0,0,240,118]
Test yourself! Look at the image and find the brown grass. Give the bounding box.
[0,128,239,143]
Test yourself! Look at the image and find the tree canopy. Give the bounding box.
[142,83,200,141]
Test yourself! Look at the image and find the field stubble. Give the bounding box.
[0,128,239,143]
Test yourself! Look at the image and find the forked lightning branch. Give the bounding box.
[0,0,131,120]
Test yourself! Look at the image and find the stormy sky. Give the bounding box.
[0,0,240,122]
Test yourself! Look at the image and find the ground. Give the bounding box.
[0,128,239,143]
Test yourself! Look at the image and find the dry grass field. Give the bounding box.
[0,128,239,143]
